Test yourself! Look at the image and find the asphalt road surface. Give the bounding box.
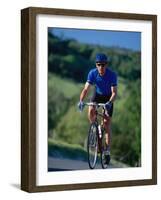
[48,157,118,171]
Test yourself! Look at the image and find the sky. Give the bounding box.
[50,28,141,51]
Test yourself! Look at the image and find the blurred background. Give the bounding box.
[48,27,141,169]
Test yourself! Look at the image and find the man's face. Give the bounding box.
[96,62,107,76]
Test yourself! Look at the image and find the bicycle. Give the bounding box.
[84,102,110,169]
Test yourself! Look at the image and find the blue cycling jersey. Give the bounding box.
[87,67,117,96]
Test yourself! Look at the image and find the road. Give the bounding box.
[48,156,118,171]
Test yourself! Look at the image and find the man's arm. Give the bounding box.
[109,86,117,103]
[80,82,91,101]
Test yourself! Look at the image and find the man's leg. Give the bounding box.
[103,116,112,164]
[88,106,96,123]
[103,116,111,150]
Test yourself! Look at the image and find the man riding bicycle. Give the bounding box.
[78,53,117,164]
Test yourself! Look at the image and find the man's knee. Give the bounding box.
[88,106,96,123]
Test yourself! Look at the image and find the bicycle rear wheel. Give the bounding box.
[87,122,98,169]
[101,130,108,169]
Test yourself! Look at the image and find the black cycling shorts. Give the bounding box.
[90,93,113,117]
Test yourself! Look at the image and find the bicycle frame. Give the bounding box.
[84,102,107,123]
[85,102,107,150]
[85,102,109,169]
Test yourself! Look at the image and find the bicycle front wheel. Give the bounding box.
[87,122,98,169]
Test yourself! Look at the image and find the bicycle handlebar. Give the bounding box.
[84,102,106,108]
[83,102,108,116]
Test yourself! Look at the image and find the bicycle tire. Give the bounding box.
[87,122,98,169]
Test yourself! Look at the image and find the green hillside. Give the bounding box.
[48,73,83,98]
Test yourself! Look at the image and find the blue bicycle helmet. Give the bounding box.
[95,53,108,63]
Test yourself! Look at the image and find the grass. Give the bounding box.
[48,138,88,161]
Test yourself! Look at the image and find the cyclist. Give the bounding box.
[78,53,117,164]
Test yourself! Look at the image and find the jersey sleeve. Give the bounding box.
[111,72,118,87]
[87,70,95,85]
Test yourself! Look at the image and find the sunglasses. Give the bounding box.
[96,63,107,67]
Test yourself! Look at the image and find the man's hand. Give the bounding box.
[105,101,112,112]
[78,101,85,112]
